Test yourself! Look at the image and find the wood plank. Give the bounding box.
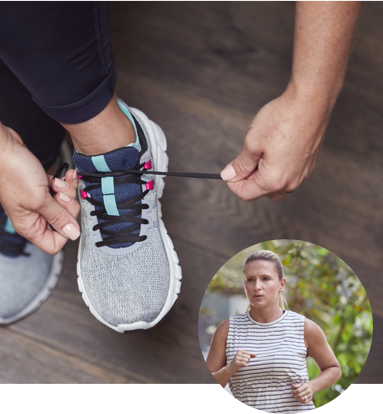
[6,237,217,384]
[0,328,127,384]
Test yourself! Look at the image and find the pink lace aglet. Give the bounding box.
[145,180,154,190]
[143,160,152,170]
[80,190,88,199]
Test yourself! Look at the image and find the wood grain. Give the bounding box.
[0,1,382,384]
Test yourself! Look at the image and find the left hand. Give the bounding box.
[291,382,314,404]
[0,124,81,254]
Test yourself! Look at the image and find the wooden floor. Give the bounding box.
[1,2,382,383]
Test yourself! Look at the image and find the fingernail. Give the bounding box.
[221,163,237,181]
[62,223,80,240]
[59,192,72,203]
[73,170,78,180]
[54,178,68,189]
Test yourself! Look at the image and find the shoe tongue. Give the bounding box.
[72,146,142,249]
[73,147,140,173]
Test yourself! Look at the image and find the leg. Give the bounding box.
[0,58,65,171]
[0,2,135,155]
[62,92,136,155]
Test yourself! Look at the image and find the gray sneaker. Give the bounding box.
[0,206,63,325]
[73,100,182,333]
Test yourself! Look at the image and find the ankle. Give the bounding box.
[61,94,136,156]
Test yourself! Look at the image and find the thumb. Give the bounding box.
[38,194,80,241]
[291,383,302,389]
[221,145,260,183]
[250,353,257,358]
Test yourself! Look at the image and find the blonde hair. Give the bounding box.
[244,250,288,310]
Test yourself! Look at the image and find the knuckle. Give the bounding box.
[49,209,67,227]
[267,176,286,193]
[234,154,253,175]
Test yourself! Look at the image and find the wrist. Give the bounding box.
[285,79,341,115]
[307,379,318,394]
[0,125,25,165]
[0,123,12,164]
[226,363,237,377]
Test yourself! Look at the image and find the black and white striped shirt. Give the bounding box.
[226,310,315,413]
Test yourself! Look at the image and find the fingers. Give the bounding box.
[49,170,80,217]
[227,167,298,202]
[291,383,312,404]
[54,191,80,220]
[234,350,257,366]
[50,169,79,196]
[37,193,80,242]
[221,142,261,184]
[64,168,79,187]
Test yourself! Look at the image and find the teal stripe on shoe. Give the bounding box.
[101,176,114,195]
[117,100,142,152]
[91,155,111,172]
[118,102,138,137]
[104,195,119,216]
[5,217,16,234]
[93,156,119,216]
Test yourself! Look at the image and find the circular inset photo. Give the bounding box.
[199,240,372,412]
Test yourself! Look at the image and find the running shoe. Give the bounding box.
[73,99,182,333]
[0,138,71,325]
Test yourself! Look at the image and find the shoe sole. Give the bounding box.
[76,107,182,333]
[0,251,64,325]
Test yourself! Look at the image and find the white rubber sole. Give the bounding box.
[0,251,63,325]
[76,107,182,333]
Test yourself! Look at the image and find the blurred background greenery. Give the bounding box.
[199,240,373,409]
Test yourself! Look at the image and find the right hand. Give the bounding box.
[221,84,331,202]
[229,350,257,374]
[0,123,81,255]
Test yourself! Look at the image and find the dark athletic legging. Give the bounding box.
[0,2,116,169]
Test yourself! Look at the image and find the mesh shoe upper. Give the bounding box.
[0,207,54,321]
[74,110,171,327]
[81,228,170,325]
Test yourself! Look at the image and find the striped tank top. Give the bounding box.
[226,310,315,413]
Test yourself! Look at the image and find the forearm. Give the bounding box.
[309,366,342,394]
[289,1,362,108]
[212,364,235,388]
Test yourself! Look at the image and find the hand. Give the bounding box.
[291,382,314,404]
[220,85,332,202]
[0,123,81,255]
[228,350,257,375]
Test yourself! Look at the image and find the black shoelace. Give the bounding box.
[50,162,222,247]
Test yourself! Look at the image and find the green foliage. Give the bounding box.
[206,240,372,408]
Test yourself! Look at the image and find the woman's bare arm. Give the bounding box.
[206,319,257,388]
[206,319,233,387]
[305,318,342,393]
[222,1,362,202]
